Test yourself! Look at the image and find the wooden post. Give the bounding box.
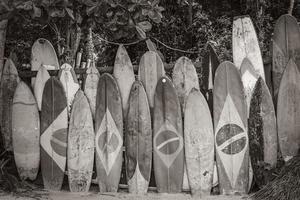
[288,0,295,15]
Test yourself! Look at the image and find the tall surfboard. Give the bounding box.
[58,63,80,115]
[272,14,300,103]
[12,81,40,180]
[277,59,300,162]
[113,45,135,117]
[68,90,94,192]
[138,51,165,110]
[232,15,265,80]
[249,77,277,188]
[214,61,249,194]
[31,38,59,86]
[1,59,19,151]
[126,81,152,194]
[202,44,220,113]
[41,77,68,190]
[153,76,184,193]
[95,73,123,192]
[84,63,100,119]
[34,65,50,111]
[184,88,214,197]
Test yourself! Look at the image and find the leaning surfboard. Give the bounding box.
[31,38,59,86]
[95,73,123,192]
[214,61,249,194]
[272,14,300,103]
[1,59,19,151]
[126,81,152,194]
[34,65,50,111]
[113,45,135,117]
[277,59,300,162]
[138,51,165,110]
[249,77,277,188]
[68,90,94,192]
[153,76,184,193]
[12,81,40,180]
[184,88,214,197]
[40,77,68,190]
[58,63,80,114]
[232,15,265,80]
[84,63,100,119]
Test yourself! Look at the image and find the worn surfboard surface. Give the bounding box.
[40,77,68,191]
[202,44,220,113]
[68,90,94,192]
[277,59,300,162]
[214,61,249,194]
[31,38,59,86]
[95,73,123,192]
[153,76,184,193]
[58,63,80,114]
[12,81,40,180]
[272,14,300,104]
[1,59,20,151]
[232,15,265,80]
[113,45,135,117]
[84,63,100,119]
[126,81,152,194]
[34,65,50,111]
[248,77,277,188]
[138,51,165,110]
[184,88,214,197]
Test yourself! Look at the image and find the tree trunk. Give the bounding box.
[0,19,8,80]
[288,0,295,15]
[187,0,193,26]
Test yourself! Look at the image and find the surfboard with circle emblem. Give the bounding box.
[277,59,300,162]
[40,77,68,191]
[31,38,59,86]
[153,76,184,193]
[95,73,123,193]
[138,51,165,110]
[232,15,265,80]
[272,14,300,104]
[213,61,249,194]
[68,90,94,192]
[184,88,214,197]
[84,63,100,119]
[58,63,80,115]
[126,81,152,194]
[113,45,135,117]
[34,65,50,111]
[12,81,40,180]
[249,77,277,188]
[1,59,20,152]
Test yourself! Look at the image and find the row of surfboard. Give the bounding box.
[1,13,300,196]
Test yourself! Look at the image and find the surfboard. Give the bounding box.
[113,45,135,117]
[58,63,80,115]
[138,51,165,110]
[232,15,265,80]
[272,14,300,103]
[201,43,220,113]
[277,59,300,162]
[34,65,50,111]
[68,90,94,192]
[184,88,214,197]
[153,76,184,193]
[95,73,123,192]
[248,77,277,188]
[1,59,20,151]
[213,61,249,194]
[40,77,68,191]
[12,81,40,180]
[84,63,100,119]
[126,81,152,194]
[31,38,59,86]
